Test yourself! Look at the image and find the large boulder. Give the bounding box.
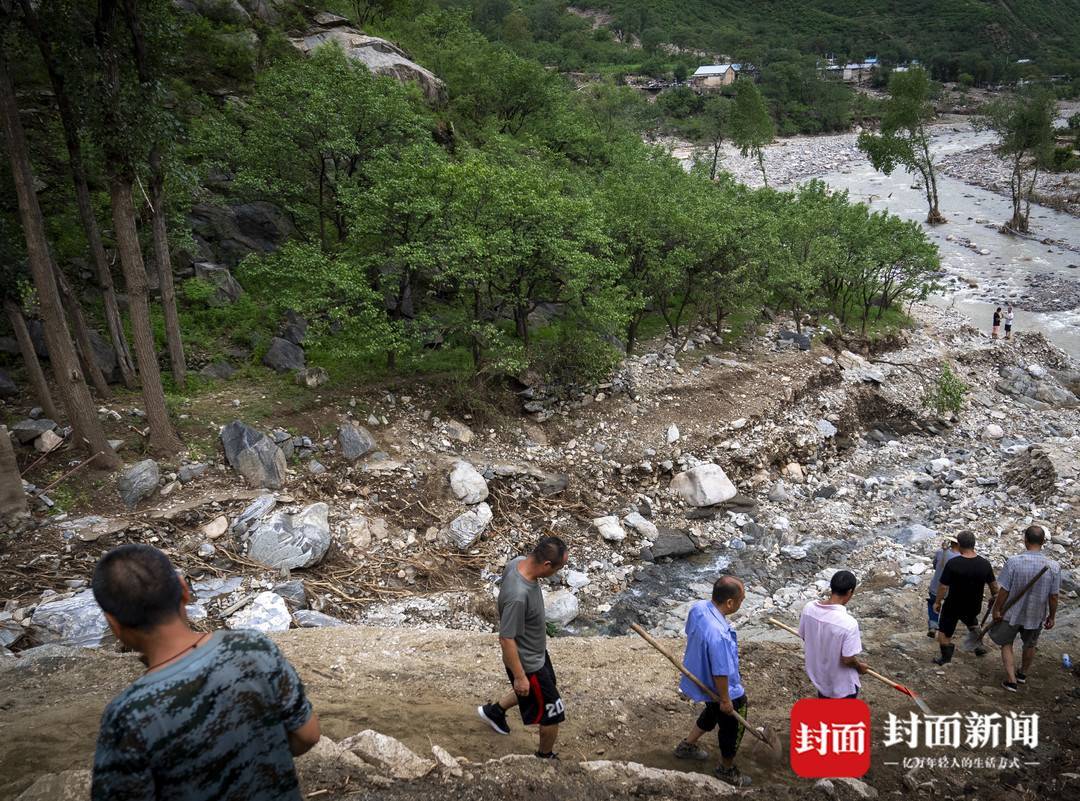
[339,424,376,461]
[263,337,305,373]
[670,463,737,507]
[642,528,698,561]
[194,262,245,305]
[11,418,56,444]
[281,310,308,345]
[187,201,296,266]
[544,589,579,625]
[248,502,331,570]
[118,459,160,508]
[220,421,288,489]
[449,461,488,504]
[29,590,112,647]
[226,591,291,632]
[447,502,492,550]
[26,320,120,383]
[290,19,447,105]
[340,730,434,780]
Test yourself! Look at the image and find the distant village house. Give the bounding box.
[689,63,744,90]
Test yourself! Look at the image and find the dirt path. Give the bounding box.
[3,619,1078,799]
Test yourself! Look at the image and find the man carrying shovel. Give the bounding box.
[671,575,752,788]
[989,526,1060,693]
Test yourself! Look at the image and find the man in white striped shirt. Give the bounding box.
[989,526,1061,692]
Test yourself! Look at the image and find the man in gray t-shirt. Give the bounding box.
[477,536,568,759]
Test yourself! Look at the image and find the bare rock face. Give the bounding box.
[290,19,447,104]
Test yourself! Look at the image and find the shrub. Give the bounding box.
[923,364,967,416]
[531,327,622,391]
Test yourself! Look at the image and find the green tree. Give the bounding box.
[226,43,424,247]
[729,80,774,186]
[977,88,1057,232]
[857,67,945,224]
[701,96,732,180]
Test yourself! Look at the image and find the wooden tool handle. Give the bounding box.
[629,623,762,741]
[766,617,905,691]
[978,565,1049,637]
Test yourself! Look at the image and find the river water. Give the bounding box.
[806,125,1080,360]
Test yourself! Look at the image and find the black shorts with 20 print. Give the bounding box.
[506,651,565,726]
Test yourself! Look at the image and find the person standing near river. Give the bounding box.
[91,544,321,801]
[478,536,568,759]
[992,307,1002,339]
[672,575,752,788]
[1004,304,1015,340]
[933,531,999,665]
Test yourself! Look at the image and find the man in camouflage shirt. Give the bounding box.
[91,544,321,801]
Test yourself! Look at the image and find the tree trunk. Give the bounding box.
[0,425,28,523]
[109,177,182,453]
[757,149,768,188]
[4,300,60,421]
[710,141,721,181]
[0,58,119,469]
[626,317,639,356]
[53,262,111,397]
[17,0,137,388]
[149,148,186,388]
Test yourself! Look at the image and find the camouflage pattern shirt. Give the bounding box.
[92,629,312,801]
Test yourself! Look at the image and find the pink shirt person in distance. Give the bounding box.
[797,570,868,699]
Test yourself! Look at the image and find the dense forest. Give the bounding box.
[550,0,1080,79]
[0,0,1046,466]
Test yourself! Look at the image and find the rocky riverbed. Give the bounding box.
[3,299,1080,797]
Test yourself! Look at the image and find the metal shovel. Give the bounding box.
[767,617,933,715]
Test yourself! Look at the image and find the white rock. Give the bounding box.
[202,515,228,539]
[226,591,291,632]
[666,424,680,444]
[449,461,489,504]
[730,418,747,430]
[340,730,434,780]
[564,569,591,589]
[929,457,952,474]
[447,502,492,550]
[817,419,837,438]
[622,511,659,539]
[670,463,737,507]
[34,429,63,453]
[544,589,579,625]
[593,515,626,542]
[431,744,463,777]
[248,503,332,570]
[982,423,1004,440]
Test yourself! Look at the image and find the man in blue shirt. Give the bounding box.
[672,575,751,787]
